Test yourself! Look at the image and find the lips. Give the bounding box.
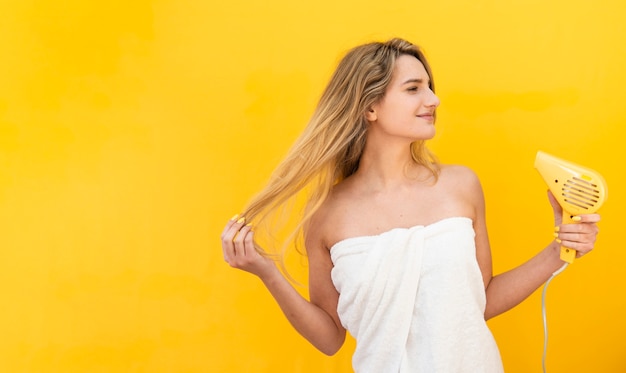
[417,113,435,121]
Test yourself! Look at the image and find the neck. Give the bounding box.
[354,137,425,189]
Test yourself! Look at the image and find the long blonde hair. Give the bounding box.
[242,38,439,261]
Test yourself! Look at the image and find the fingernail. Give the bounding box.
[556,238,562,244]
[230,214,240,221]
[572,216,582,222]
[236,217,246,224]
[554,226,560,232]
[246,223,252,227]
[553,232,559,238]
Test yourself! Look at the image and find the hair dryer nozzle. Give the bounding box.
[534,151,608,262]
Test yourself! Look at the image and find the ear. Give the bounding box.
[365,107,377,122]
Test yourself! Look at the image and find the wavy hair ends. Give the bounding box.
[240,37,440,269]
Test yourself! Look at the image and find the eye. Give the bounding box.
[407,86,418,92]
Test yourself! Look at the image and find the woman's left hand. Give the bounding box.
[548,191,601,258]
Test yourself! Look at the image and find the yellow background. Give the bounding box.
[1,0,624,372]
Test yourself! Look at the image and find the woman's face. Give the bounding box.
[367,54,440,141]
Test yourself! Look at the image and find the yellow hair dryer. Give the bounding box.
[534,151,608,263]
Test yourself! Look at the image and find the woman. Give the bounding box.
[220,38,600,372]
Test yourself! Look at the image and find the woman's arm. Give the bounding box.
[221,216,346,355]
[469,175,601,320]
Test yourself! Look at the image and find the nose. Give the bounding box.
[426,89,440,108]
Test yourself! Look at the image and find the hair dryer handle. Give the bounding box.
[560,212,578,263]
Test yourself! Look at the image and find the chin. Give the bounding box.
[417,127,436,140]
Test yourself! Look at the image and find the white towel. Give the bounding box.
[330,217,503,373]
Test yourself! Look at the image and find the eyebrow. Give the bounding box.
[402,78,429,85]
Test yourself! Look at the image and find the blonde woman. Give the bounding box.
[220,38,600,372]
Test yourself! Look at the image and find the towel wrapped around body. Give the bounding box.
[330,217,503,373]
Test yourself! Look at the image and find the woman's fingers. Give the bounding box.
[220,215,267,271]
[572,213,601,224]
[221,214,246,263]
[233,223,253,257]
[555,214,601,258]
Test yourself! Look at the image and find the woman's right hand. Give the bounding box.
[221,215,346,355]
[220,215,277,279]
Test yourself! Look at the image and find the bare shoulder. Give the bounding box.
[305,190,341,252]
[305,198,332,251]
[439,164,482,192]
[438,164,485,213]
[305,179,358,252]
[440,163,479,180]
